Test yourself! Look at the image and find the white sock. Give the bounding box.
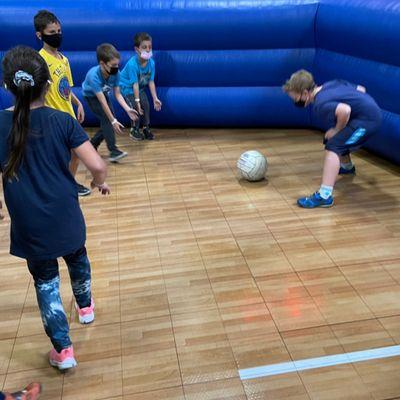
[340,162,354,170]
[319,185,333,199]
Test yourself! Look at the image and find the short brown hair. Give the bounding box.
[134,32,152,48]
[96,43,120,63]
[283,70,315,93]
[34,10,60,33]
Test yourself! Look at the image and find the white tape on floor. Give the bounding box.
[239,345,400,380]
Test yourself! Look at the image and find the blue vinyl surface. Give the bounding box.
[0,0,399,164]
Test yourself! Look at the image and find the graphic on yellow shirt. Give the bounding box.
[39,48,75,118]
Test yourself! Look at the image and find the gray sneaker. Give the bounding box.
[109,149,128,163]
[129,127,144,141]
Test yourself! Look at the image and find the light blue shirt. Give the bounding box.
[82,66,120,97]
[119,55,155,96]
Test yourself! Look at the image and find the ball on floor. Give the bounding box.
[237,150,267,181]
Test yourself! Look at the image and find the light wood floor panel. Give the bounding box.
[1,128,400,399]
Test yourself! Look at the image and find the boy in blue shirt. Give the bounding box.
[120,32,162,141]
[82,43,138,162]
[283,69,382,208]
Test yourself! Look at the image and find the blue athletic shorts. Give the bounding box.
[324,119,380,156]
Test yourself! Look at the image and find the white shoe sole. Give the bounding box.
[49,357,77,370]
[108,152,128,162]
[75,303,95,324]
[78,313,95,324]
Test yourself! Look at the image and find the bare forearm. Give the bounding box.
[333,104,351,132]
[92,168,107,185]
[133,84,140,100]
[115,92,131,113]
[335,114,350,131]
[149,81,158,100]
[96,94,115,122]
[73,142,107,184]
[71,92,81,106]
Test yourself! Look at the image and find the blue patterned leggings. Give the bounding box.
[27,246,92,352]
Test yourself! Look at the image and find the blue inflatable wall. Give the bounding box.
[0,0,399,164]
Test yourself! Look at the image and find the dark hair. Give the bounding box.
[33,10,60,33]
[134,32,152,48]
[2,46,50,181]
[96,43,120,63]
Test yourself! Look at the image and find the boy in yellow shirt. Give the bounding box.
[34,10,90,196]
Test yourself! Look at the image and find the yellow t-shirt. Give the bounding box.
[39,48,76,118]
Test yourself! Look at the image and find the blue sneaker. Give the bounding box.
[297,192,334,208]
[339,165,356,175]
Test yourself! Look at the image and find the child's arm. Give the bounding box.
[325,103,352,140]
[95,91,125,135]
[133,83,143,115]
[66,61,85,123]
[113,86,139,122]
[71,92,85,123]
[149,81,162,111]
[73,141,110,195]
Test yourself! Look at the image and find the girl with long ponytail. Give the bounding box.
[0,46,110,370]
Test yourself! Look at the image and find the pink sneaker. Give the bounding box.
[49,346,77,370]
[75,298,95,324]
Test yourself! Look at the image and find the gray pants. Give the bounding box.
[125,91,150,129]
[84,95,118,152]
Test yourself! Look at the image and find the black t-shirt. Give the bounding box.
[313,80,382,128]
[0,107,89,260]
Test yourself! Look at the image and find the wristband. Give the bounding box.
[134,98,140,103]
[111,118,118,125]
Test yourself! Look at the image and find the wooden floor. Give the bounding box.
[1,128,400,399]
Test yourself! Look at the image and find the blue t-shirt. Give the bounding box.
[82,66,120,97]
[0,107,89,260]
[313,80,381,128]
[119,56,155,96]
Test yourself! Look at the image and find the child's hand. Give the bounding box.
[154,98,162,111]
[127,108,139,121]
[137,104,144,116]
[90,180,111,195]
[77,103,85,124]
[325,128,339,141]
[111,119,125,135]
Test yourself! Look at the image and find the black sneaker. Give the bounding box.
[76,183,91,197]
[339,165,356,175]
[143,127,154,140]
[129,127,144,141]
[109,149,128,163]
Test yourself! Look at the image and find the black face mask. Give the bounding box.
[294,99,307,108]
[41,33,63,48]
[106,66,119,75]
